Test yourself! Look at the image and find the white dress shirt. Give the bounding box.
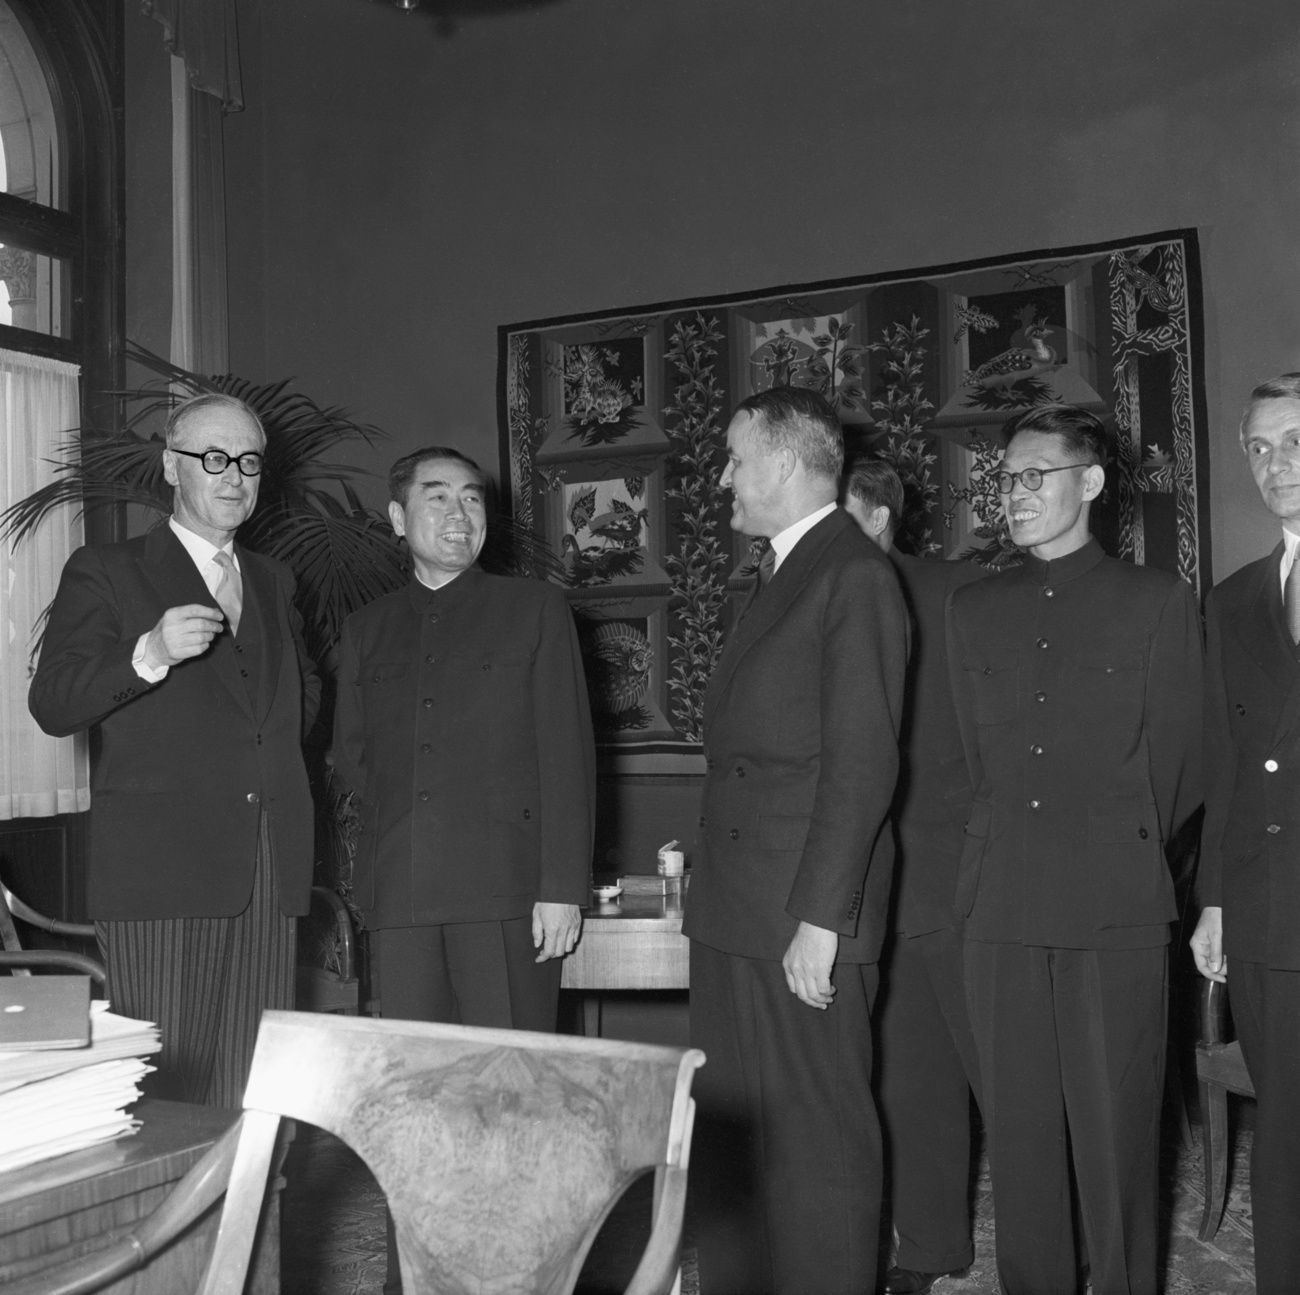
[131,520,242,682]
[1281,524,1300,598]
[768,501,838,575]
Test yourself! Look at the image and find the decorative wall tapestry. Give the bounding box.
[498,229,1209,772]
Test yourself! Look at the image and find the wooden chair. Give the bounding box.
[10,1011,705,1295]
[1195,977,1255,1241]
[0,882,104,984]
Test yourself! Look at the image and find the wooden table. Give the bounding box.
[562,893,689,1036]
[0,1098,279,1292]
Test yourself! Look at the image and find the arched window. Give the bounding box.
[0,0,119,907]
[0,0,119,393]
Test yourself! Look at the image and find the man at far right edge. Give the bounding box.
[946,404,1202,1295]
[1191,373,1300,1295]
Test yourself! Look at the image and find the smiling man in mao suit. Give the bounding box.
[1192,373,1300,1294]
[332,444,596,1294]
[684,387,909,1295]
[30,392,320,1108]
[946,404,1201,1295]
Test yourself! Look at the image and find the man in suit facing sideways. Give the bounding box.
[29,392,320,1108]
[684,388,909,1295]
[844,458,984,1295]
[1191,373,1300,1294]
[946,405,1201,1295]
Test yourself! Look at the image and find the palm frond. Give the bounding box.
[254,501,407,659]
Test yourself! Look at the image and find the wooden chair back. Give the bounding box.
[203,1011,705,1295]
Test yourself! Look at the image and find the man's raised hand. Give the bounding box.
[143,605,225,670]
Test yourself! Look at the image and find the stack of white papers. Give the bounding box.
[0,1002,160,1174]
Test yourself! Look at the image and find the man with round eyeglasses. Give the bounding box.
[30,391,320,1107]
[944,404,1201,1294]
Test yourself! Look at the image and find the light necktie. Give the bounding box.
[212,550,243,637]
[1286,551,1300,646]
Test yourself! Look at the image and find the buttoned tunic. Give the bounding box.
[332,567,595,929]
[946,539,1202,950]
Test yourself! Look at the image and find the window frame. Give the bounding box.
[0,0,122,448]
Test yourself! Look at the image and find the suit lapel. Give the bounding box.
[140,525,254,719]
[1243,544,1300,744]
[239,548,282,722]
[705,511,846,728]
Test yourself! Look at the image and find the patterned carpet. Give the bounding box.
[280,1104,1256,1294]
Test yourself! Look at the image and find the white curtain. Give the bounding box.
[0,348,89,819]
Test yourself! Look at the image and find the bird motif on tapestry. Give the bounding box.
[961,320,1063,389]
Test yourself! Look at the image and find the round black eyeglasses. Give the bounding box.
[996,463,1089,494]
[171,449,263,477]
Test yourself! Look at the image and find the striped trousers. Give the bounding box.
[95,814,296,1109]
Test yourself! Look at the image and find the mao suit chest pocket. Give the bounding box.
[963,648,1019,726]
[1072,640,1147,712]
[354,660,411,728]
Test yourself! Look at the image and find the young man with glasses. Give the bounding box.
[30,392,320,1107]
[944,404,1201,1295]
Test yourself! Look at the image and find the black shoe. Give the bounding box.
[883,1265,969,1294]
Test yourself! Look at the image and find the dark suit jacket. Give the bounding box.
[683,509,909,964]
[28,525,320,921]
[1201,544,1300,970]
[889,552,987,938]
[946,539,1202,950]
[331,568,596,929]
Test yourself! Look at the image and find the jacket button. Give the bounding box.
[983,667,992,676]
[421,743,431,754]
[729,828,739,840]
[1268,824,1282,835]
[372,672,382,682]
[429,613,440,622]
[1236,704,1246,715]
[1035,691,1046,702]
[1027,799,1040,810]
[1138,827,1149,839]
[1265,759,1279,772]
[1037,638,1049,649]
[699,816,706,827]
[1044,587,1054,598]
[523,809,531,820]
[246,792,260,805]
[419,790,429,802]
[423,697,433,708]
[735,767,745,777]
[425,654,435,664]
[1030,744,1044,756]
[706,759,716,770]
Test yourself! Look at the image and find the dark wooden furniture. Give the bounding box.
[1195,978,1256,1242]
[0,1099,279,1293]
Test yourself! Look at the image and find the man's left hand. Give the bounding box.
[533,902,582,962]
[782,921,838,1008]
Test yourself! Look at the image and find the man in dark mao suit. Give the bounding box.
[844,458,984,1295]
[333,445,596,1294]
[29,392,320,1108]
[684,388,909,1295]
[332,445,596,1029]
[946,405,1201,1295]
[1192,373,1300,1294]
